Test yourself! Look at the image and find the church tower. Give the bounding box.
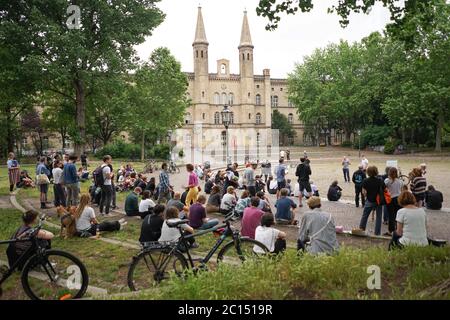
[239,11,255,124]
[193,6,209,104]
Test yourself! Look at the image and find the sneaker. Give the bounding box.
[119,222,128,230]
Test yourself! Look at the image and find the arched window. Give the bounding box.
[228,93,234,105]
[271,95,278,107]
[247,53,250,60]
[222,92,227,104]
[288,113,293,124]
[213,92,220,104]
[288,99,293,108]
[202,113,206,120]
[256,113,261,125]
[256,94,261,106]
[242,53,245,60]
[214,112,220,124]
[201,50,203,58]
[196,51,198,58]
[185,112,191,124]
[221,64,226,74]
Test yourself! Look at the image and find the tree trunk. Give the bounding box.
[141,130,145,161]
[74,78,86,156]
[435,111,443,152]
[345,130,351,142]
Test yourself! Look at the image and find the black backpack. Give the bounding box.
[93,166,105,187]
[354,172,364,185]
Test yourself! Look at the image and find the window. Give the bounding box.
[214,92,220,104]
[202,91,205,98]
[214,112,220,124]
[222,93,227,104]
[201,51,203,58]
[242,53,245,60]
[228,93,234,105]
[221,131,226,145]
[256,94,261,106]
[288,99,293,108]
[256,113,261,124]
[271,95,278,107]
[248,113,251,120]
[196,50,198,58]
[280,88,283,92]
[248,92,251,98]
[230,112,234,124]
[221,64,226,74]
[185,112,192,124]
[288,113,293,124]
[256,85,260,89]
[202,113,206,120]
[272,88,274,91]
[247,53,250,60]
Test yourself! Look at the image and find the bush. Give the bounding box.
[178,149,184,158]
[147,144,170,160]
[360,125,393,148]
[97,140,141,159]
[341,140,353,148]
[384,139,396,154]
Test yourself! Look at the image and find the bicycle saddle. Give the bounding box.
[166,219,189,228]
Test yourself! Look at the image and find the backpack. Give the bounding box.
[93,166,105,187]
[354,172,364,185]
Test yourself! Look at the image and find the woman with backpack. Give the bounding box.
[73,194,127,237]
[384,167,403,236]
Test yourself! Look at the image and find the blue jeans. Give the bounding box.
[343,168,350,182]
[359,201,382,235]
[198,219,219,230]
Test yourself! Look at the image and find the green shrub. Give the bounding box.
[360,125,393,148]
[178,149,184,158]
[341,140,353,147]
[384,139,396,154]
[147,144,170,160]
[97,140,141,159]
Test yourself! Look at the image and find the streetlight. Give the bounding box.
[357,130,361,158]
[221,105,231,166]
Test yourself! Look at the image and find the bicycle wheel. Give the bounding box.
[21,250,89,300]
[217,238,269,265]
[127,247,188,291]
[399,175,410,186]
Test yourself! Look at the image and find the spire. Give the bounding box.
[239,10,253,49]
[193,6,208,46]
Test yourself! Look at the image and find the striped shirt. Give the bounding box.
[159,170,170,193]
[411,176,427,196]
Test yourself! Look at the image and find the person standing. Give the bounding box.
[275,158,287,199]
[352,165,366,208]
[157,163,172,204]
[243,162,257,197]
[36,156,51,209]
[360,155,369,172]
[295,157,312,207]
[7,152,20,193]
[410,168,427,207]
[342,156,351,183]
[80,153,88,170]
[261,160,272,183]
[99,155,113,216]
[359,166,385,236]
[286,149,290,161]
[384,167,403,236]
[184,164,199,207]
[63,154,79,206]
[52,160,66,208]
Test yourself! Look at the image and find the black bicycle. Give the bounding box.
[167,160,180,174]
[0,215,89,300]
[127,212,269,291]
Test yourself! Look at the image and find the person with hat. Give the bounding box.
[297,197,339,254]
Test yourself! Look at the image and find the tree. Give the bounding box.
[271,110,296,146]
[21,110,46,156]
[256,0,437,32]
[129,47,189,161]
[0,0,165,155]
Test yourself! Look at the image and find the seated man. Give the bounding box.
[167,192,188,218]
[327,180,342,201]
[206,186,222,214]
[297,197,339,255]
[425,185,443,210]
[275,188,297,225]
[188,194,219,230]
[241,197,265,239]
[204,178,214,194]
[125,187,144,218]
[139,204,165,245]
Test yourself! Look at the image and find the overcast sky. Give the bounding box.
[135,0,394,78]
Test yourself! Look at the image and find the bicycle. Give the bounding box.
[127,212,269,291]
[398,167,410,186]
[0,215,89,300]
[167,160,180,174]
[143,159,159,174]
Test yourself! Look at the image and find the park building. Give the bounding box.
[172,8,305,164]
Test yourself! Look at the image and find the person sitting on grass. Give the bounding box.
[256,191,272,213]
[74,194,127,238]
[139,190,156,218]
[188,195,219,230]
[255,175,266,194]
[267,176,278,195]
[167,192,189,218]
[254,213,287,254]
[159,206,197,248]
[145,177,157,198]
[327,180,343,202]
[425,185,443,210]
[7,210,54,270]
[389,191,428,250]
[206,185,222,214]
[241,197,265,239]
[297,197,339,255]
[235,190,251,218]
[275,188,297,225]
[125,187,146,219]
[220,186,237,215]
[139,204,165,245]
[17,170,34,189]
